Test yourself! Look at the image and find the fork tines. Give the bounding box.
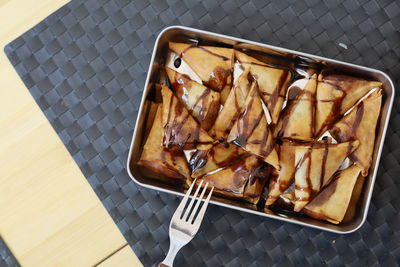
[173,179,213,225]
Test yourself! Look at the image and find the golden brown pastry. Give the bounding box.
[227,81,280,170]
[189,142,246,178]
[315,74,382,136]
[199,155,269,204]
[265,139,296,206]
[330,89,382,176]
[138,104,190,180]
[274,74,317,139]
[294,140,359,212]
[209,70,251,140]
[235,51,291,124]
[143,101,160,139]
[342,172,365,222]
[303,164,361,224]
[169,42,234,103]
[219,85,232,105]
[161,85,214,150]
[265,138,334,207]
[165,67,220,131]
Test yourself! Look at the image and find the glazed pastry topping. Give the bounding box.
[274,74,317,140]
[303,165,361,224]
[293,140,359,212]
[189,142,246,178]
[227,81,280,170]
[166,67,220,131]
[169,42,234,104]
[137,105,190,180]
[330,89,382,176]
[161,85,214,150]
[209,70,251,140]
[136,42,383,224]
[315,74,382,137]
[235,50,291,124]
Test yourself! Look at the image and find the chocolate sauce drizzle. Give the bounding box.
[267,170,292,201]
[239,59,291,119]
[189,143,245,174]
[163,91,213,148]
[171,71,217,128]
[295,140,355,203]
[231,83,274,158]
[178,45,232,92]
[352,102,365,136]
[295,146,313,202]
[268,70,290,114]
[316,80,347,136]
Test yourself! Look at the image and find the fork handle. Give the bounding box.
[159,242,182,267]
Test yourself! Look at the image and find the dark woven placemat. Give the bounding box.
[3,0,400,266]
[0,239,19,267]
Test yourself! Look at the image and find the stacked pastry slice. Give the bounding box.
[199,155,270,204]
[235,51,291,124]
[137,82,216,183]
[169,42,234,103]
[189,78,273,203]
[293,140,359,212]
[266,75,318,206]
[161,85,214,150]
[189,142,246,178]
[330,89,382,176]
[265,72,382,224]
[209,70,251,140]
[227,81,280,170]
[136,42,384,224]
[315,74,382,137]
[265,139,297,206]
[165,67,220,131]
[274,74,317,140]
[303,165,362,224]
[137,104,190,181]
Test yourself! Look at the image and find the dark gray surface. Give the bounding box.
[0,239,19,267]
[3,0,400,266]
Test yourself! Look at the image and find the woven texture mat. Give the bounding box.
[3,0,400,266]
[0,239,18,267]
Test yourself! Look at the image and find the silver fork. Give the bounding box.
[158,180,214,267]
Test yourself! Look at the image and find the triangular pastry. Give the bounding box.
[265,138,333,207]
[166,67,220,131]
[265,139,297,206]
[342,170,365,222]
[303,165,361,224]
[330,89,382,176]
[200,155,269,204]
[209,70,251,140]
[189,142,246,178]
[235,50,291,124]
[274,74,317,139]
[294,140,359,212]
[161,85,214,150]
[138,104,190,180]
[227,81,280,170]
[169,42,234,96]
[315,74,382,136]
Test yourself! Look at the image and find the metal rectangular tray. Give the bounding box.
[127,25,394,234]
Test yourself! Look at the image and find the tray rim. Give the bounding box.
[126,25,395,234]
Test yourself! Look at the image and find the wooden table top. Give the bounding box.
[0,0,141,266]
